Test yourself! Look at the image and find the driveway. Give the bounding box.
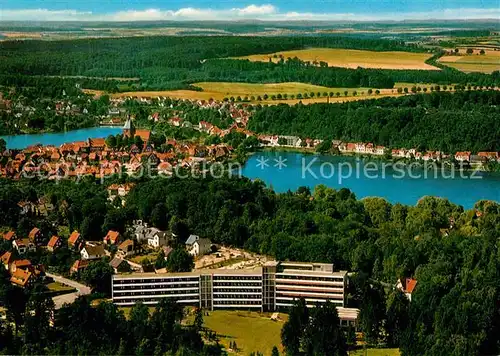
[46,272,91,309]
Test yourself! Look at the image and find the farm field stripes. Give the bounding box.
[438,48,500,74]
[233,48,439,70]
[104,81,447,105]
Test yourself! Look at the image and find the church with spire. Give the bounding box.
[122,115,152,144]
[122,116,136,138]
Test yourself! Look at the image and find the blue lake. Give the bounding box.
[241,151,500,209]
[1,127,123,149]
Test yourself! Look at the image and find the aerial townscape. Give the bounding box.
[0,1,499,356]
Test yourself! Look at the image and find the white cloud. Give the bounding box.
[0,4,499,22]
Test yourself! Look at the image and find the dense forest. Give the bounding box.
[249,91,500,153]
[0,278,224,355]
[0,175,499,355]
[1,36,498,92]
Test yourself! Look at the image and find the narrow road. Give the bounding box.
[46,272,91,309]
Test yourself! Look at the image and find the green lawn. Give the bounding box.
[201,310,286,355]
[46,282,76,293]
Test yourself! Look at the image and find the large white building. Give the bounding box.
[112,261,358,327]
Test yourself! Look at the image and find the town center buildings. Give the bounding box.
[112,261,359,326]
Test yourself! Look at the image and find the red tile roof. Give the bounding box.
[68,231,81,245]
[104,230,121,244]
[71,259,90,273]
[28,227,41,240]
[0,251,14,265]
[405,278,418,294]
[3,231,16,241]
[47,236,61,249]
[10,268,32,287]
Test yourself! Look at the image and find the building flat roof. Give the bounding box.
[114,267,266,280]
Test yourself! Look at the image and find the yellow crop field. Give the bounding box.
[234,48,438,70]
[110,82,373,101]
[439,48,500,73]
[108,81,448,106]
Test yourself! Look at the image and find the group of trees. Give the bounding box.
[2,35,498,94]
[0,150,500,354]
[249,91,500,153]
[282,299,348,355]
[0,271,222,355]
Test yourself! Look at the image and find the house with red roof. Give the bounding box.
[10,268,34,288]
[47,236,62,252]
[1,251,14,270]
[28,227,43,245]
[455,151,471,162]
[68,231,84,250]
[104,230,121,245]
[396,278,418,302]
[70,259,90,274]
[3,231,16,242]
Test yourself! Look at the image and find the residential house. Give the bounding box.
[455,151,471,162]
[70,259,90,274]
[9,259,31,274]
[375,146,385,155]
[80,244,106,260]
[3,231,16,242]
[477,152,499,161]
[104,230,121,245]
[185,235,212,257]
[68,231,84,250]
[109,258,131,273]
[47,236,62,252]
[28,227,43,245]
[396,278,418,302]
[147,229,170,248]
[117,239,135,257]
[13,238,36,254]
[1,251,14,270]
[107,183,135,202]
[10,268,34,288]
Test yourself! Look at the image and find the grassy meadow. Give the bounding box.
[233,48,438,70]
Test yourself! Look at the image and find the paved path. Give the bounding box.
[46,272,91,309]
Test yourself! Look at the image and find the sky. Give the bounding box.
[1,0,499,21]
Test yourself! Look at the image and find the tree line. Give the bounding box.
[249,91,500,153]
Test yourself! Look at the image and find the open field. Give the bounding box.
[107,81,445,105]
[439,48,500,73]
[233,48,438,70]
[200,310,286,355]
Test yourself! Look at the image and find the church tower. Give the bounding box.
[123,115,135,138]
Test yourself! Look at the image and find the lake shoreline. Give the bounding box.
[258,146,496,172]
[241,151,500,209]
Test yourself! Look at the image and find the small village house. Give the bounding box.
[396,278,418,302]
[47,235,62,252]
[3,231,16,242]
[185,235,212,257]
[10,268,34,288]
[80,244,106,260]
[109,258,131,273]
[117,239,135,257]
[70,259,90,274]
[104,230,121,245]
[28,227,44,245]
[13,238,36,254]
[68,231,84,250]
